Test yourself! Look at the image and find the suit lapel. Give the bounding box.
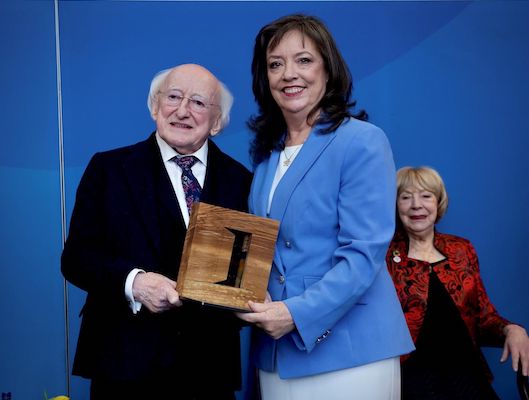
[122,134,185,259]
[200,140,226,205]
[200,139,217,204]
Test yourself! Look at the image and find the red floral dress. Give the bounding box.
[386,229,510,381]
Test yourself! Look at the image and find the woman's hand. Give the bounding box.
[236,294,295,340]
[501,324,529,376]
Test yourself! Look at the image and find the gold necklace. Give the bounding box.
[282,145,301,167]
[409,245,438,262]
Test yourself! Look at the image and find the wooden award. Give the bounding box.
[176,202,279,311]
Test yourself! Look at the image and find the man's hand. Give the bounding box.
[132,272,182,313]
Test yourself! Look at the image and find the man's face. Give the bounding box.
[152,65,222,154]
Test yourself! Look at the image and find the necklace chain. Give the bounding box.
[282,145,301,167]
[409,244,440,262]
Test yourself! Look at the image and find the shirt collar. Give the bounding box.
[155,132,208,166]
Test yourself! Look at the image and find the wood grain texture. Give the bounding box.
[176,202,279,311]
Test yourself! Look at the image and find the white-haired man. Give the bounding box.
[62,64,252,399]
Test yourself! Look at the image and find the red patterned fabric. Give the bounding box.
[387,229,510,379]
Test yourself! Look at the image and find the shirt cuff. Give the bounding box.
[125,268,145,314]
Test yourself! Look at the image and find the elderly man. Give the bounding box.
[62,64,252,400]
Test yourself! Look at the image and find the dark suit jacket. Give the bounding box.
[61,133,252,391]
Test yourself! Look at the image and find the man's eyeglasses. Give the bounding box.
[158,89,218,113]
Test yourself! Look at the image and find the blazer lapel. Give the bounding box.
[268,129,336,222]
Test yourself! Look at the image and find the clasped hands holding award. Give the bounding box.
[133,271,294,340]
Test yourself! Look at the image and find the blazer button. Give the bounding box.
[279,275,285,284]
[285,241,292,248]
[316,329,332,344]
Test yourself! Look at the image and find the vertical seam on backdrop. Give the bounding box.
[54,0,70,395]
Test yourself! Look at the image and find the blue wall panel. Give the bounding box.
[0,1,65,399]
[359,4,529,397]
[1,1,528,399]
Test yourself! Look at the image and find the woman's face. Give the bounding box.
[397,186,438,237]
[266,29,328,122]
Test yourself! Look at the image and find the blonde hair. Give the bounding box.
[396,166,448,222]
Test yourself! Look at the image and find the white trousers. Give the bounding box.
[259,356,401,400]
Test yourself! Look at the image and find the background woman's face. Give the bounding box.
[266,29,327,121]
[397,186,438,237]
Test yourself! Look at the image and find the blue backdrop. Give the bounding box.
[1,1,528,399]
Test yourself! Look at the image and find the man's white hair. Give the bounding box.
[147,67,233,131]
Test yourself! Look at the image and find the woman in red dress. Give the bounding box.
[387,166,529,399]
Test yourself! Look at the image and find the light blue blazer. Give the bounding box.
[249,118,414,379]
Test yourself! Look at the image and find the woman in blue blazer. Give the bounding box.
[238,15,414,399]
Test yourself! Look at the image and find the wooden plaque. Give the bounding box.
[176,202,279,311]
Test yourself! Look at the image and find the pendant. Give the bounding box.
[283,159,291,167]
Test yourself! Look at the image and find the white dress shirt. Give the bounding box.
[125,133,208,314]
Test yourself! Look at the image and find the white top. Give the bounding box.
[267,144,303,214]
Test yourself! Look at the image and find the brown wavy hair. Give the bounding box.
[247,14,367,166]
